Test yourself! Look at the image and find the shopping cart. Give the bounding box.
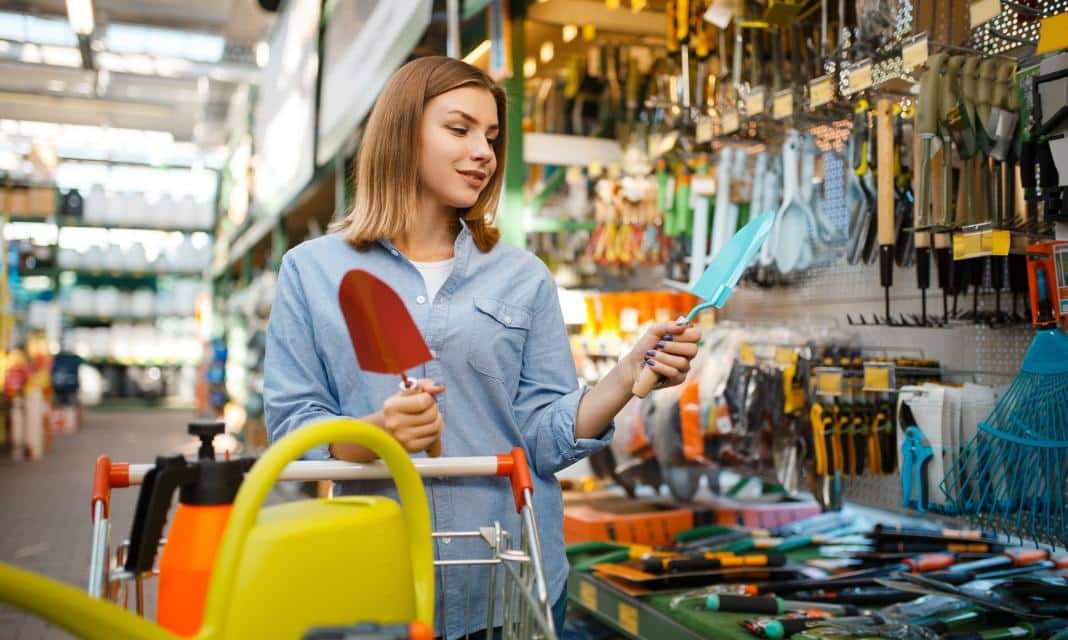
[80,420,557,639]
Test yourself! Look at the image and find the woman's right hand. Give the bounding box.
[382,379,445,454]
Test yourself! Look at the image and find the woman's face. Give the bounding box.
[418,85,499,210]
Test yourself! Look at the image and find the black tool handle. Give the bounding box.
[916,247,931,289]
[124,456,193,573]
[708,594,782,614]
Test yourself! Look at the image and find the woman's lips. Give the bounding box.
[458,170,486,187]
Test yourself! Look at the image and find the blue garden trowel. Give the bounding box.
[633,210,776,397]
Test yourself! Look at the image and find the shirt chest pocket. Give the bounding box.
[468,297,532,386]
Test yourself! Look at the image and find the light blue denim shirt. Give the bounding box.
[264,224,612,638]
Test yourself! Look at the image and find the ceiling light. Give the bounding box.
[539,41,554,64]
[462,40,490,65]
[523,57,537,78]
[255,41,269,68]
[65,0,94,36]
[562,24,578,43]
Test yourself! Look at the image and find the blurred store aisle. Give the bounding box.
[0,409,195,639]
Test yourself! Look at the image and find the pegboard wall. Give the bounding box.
[723,255,1038,525]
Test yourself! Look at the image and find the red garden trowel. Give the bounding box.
[338,269,442,457]
[632,210,775,398]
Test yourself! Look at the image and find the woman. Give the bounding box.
[264,56,700,638]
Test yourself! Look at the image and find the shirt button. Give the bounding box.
[416,295,426,304]
[503,315,512,324]
[390,249,399,256]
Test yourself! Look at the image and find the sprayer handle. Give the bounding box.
[124,456,194,574]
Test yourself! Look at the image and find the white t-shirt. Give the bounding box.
[411,257,454,302]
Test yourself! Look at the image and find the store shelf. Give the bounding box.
[523,133,623,168]
[82,357,198,367]
[566,571,706,640]
[62,268,203,279]
[58,217,212,234]
[64,313,190,325]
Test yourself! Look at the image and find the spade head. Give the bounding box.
[338,269,432,375]
[686,210,776,321]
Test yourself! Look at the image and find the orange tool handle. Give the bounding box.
[905,553,957,572]
[495,447,533,513]
[1005,548,1050,566]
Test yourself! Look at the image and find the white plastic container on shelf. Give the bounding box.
[69,286,95,316]
[83,245,105,272]
[102,243,125,272]
[94,286,120,318]
[130,288,155,318]
[157,193,177,229]
[120,192,141,227]
[178,194,196,228]
[194,199,214,228]
[58,247,83,271]
[103,191,123,226]
[125,242,149,273]
[84,185,107,224]
[89,327,109,358]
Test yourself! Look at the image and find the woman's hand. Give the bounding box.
[625,321,702,391]
[382,379,445,453]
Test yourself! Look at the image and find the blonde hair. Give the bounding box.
[331,56,506,252]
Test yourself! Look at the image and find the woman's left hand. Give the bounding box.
[625,321,702,390]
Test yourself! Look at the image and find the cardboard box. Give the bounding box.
[695,494,822,530]
[7,188,29,215]
[27,187,56,216]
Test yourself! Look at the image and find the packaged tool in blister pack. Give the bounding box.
[1025,240,1068,327]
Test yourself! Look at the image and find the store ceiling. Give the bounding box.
[0,0,274,147]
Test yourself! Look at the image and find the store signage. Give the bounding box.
[772,90,793,119]
[901,33,928,73]
[808,75,834,109]
[746,87,766,116]
[845,59,873,94]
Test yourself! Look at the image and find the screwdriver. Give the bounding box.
[641,552,786,574]
[744,553,957,595]
[758,614,886,640]
[705,593,858,616]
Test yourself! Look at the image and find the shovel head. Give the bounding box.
[338,270,432,376]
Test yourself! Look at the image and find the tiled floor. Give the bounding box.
[0,409,197,639]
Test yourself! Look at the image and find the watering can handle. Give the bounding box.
[199,418,435,635]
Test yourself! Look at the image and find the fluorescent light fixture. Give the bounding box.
[562,24,578,42]
[65,0,94,36]
[462,39,490,65]
[255,41,269,68]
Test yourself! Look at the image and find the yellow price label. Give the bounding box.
[579,580,597,610]
[1038,12,1068,55]
[775,347,796,366]
[953,232,984,259]
[739,343,757,366]
[772,90,793,119]
[863,365,892,392]
[816,370,843,396]
[847,61,873,94]
[808,75,834,108]
[618,602,640,634]
[746,88,766,116]
[970,0,1002,28]
[901,33,928,72]
[721,110,740,134]
[989,230,1011,256]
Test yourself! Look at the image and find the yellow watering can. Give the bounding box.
[0,418,434,639]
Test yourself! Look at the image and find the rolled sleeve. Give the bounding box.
[513,276,613,476]
[263,253,339,461]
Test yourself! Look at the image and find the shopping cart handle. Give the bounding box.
[495,448,534,513]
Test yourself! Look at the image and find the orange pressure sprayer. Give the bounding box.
[124,421,253,636]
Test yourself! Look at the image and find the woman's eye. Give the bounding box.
[449,127,467,135]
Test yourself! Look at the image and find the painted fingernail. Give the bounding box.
[646,350,657,357]
[655,341,666,349]
[645,358,655,367]
[662,335,673,341]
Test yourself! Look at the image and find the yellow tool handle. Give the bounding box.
[677,0,690,43]
[202,418,435,636]
[666,0,680,53]
[877,99,895,246]
[810,403,828,476]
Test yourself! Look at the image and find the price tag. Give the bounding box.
[953,232,984,260]
[846,59,873,94]
[618,603,640,635]
[691,175,716,196]
[579,580,597,610]
[721,109,740,134]
[739,343,757,366]
[808,75,834,108]
[988,230,1011,256]
[901,33,928,72]
[696,117,714,143]
[775,347,796,366]
[863,362,895,392]
[746,87,766,116]
[815,367,844,397]
[772,89,793,119]
[970,0,1002,28]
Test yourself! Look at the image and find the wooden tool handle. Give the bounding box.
[876,99,895,246]
[400,379,442,458]
[917,53,947,136]
[632,365,660,399]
